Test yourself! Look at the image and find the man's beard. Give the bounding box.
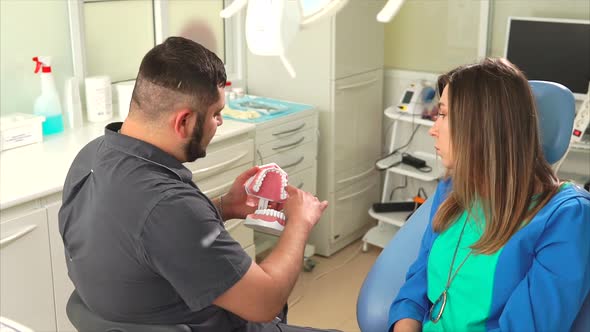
[185,113,206,162]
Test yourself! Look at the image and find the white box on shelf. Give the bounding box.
[0,113,45,152]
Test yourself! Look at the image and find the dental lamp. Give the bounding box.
[220,0,349,78]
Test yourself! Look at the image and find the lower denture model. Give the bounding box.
[243,163,288,236]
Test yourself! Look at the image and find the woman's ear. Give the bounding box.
[172,109,194,139]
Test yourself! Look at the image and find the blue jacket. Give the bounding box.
[389,179,590,331]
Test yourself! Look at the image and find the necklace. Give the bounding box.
[429,219,473,323]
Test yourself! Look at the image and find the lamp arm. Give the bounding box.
[220,0,248,18]
[377,0,405,23]
[300,0,349,27]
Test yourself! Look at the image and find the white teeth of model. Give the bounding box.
[253,209,285,220]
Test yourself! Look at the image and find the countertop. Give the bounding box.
[0,117,254,210]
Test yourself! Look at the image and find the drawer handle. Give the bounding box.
[1,225,37,248]
[336,78,378,91]
[203,181,234,198]
[193,151,249,176]
[272,136,306,151]
[337,183,376,202]
[296,182,304,189]
[272,123,306,136]
[337,166,374,185]
[280,156,305,169]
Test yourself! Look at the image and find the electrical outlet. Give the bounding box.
[572,85,590,142]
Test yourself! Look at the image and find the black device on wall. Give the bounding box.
[505,17,590,99]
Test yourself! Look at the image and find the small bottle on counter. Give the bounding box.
[32,56,64,136]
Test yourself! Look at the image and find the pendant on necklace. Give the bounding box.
[429,289,448,323]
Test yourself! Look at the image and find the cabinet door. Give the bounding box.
[331,175,380,244]
[0,208,57,332]
[334,70,383,180]
[334,0,385,79]
[47,201,76,332]
[288,166,317,195]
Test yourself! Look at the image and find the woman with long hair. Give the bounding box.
[389,58,590,332]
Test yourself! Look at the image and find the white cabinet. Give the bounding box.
[247,1,384,256]
[0,205,57,332]
[47,201,76,332]
[332,175,380,242]
[334,1,385,79]
[333,70,384,187]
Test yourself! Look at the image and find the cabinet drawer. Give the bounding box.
[335,162,378,192]
[196,164,251,199]
[226,219,254,248]
[288,166,317,195]
[185,139,254,182]
[256,115,316,145]
[260,142,316,175]
[331,175,380,244]
[1,208,57,332]
[257,128,316,158]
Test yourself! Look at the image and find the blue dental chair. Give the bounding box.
[357,81,589,332]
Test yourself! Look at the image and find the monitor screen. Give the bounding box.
[505,17,590,98]
[401,91,414,104]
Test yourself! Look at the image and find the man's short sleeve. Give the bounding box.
[141,190,252,312]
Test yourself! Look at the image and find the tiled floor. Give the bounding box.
[286,240,382,332]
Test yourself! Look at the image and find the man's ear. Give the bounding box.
[172,109,195,139]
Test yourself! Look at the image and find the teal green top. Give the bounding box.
[424,204,503,332]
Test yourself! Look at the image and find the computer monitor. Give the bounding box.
[505,17,590,100]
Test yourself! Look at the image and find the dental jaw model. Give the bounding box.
[243,163,288,236]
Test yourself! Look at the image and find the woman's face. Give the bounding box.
[429,86,454,169]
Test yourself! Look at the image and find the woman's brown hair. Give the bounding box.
[433,58,560,254]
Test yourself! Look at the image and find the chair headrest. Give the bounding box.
[530,80,575,164]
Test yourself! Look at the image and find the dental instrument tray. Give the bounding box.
[224,95,313,123]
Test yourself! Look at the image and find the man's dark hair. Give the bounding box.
[130,37,227,120]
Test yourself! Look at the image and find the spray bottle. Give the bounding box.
[32,56,64,135]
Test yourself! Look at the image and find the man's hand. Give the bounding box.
[282,185,328,234]
[220,166,259,220]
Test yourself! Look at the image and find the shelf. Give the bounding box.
[368,207,410,227]
[362,223,399,249]
[384,106,435,127]
[570,141,590,151]
[386,151,445,181]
